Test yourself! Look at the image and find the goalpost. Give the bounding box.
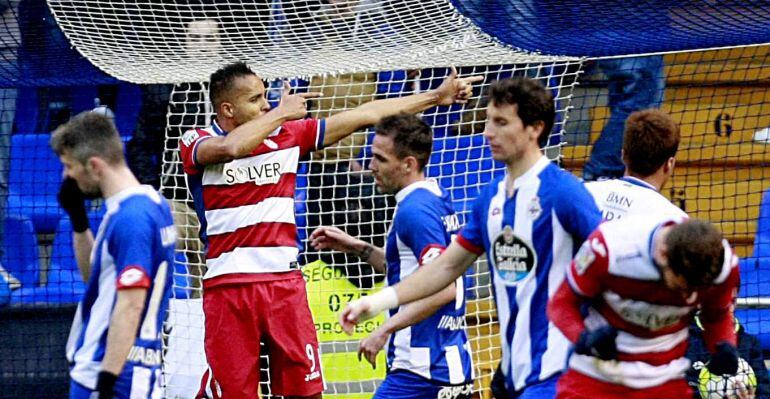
[40,1,770,398]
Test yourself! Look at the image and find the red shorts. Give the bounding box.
[556,369,692,399]
[201,271,323,398]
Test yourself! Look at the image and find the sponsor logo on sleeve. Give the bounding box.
[118,267,147,287]
[574,241,595,275]
[419,245,445,266]
[181,130,200,147]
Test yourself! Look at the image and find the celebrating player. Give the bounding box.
[585,108,685,220]
[179,62,481,398]
[547,218,746,398]
[340,77,602,398]
[52,112,176,399]
[310,114,473,399]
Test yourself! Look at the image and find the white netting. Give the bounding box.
[46,0,576,83]
[158,63,583,398]
[45,1,582,397]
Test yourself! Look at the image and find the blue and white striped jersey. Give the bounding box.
[456,156,601,392]
[66,185,176,391]
[385,180,473,385]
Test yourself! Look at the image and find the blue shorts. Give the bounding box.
[373,370,472,399]
[510,373,560,399]
[69,365,161,399]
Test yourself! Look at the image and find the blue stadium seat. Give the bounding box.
[173,252,193,299]
[376,70,409,99]
[295,163,309,251]
[10,216,103,304]
[1,214,40,287]
[753,188,770,258]
[7,133,64,234]
[735,256,770,351]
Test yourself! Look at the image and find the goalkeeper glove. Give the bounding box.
[96,371,118,399]
[708,342,739,375]
[57,177,90,233]
[575,326,618,360]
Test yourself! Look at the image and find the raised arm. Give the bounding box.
[57,178,95,281]
[196,81,322,165]
[339,241,476,334]
[322,67,482,147]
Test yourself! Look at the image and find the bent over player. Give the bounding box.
[548,217,745,399]
[179,62,480,398]
[310,114,473,399]
[53,112,176,399]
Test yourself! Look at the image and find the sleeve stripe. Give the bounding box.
[713,240,734,285]
[456,234,484,255]
[566,267,589,297]
[116,265,152,290]
[192,135,213,167]
[315,119,326,151]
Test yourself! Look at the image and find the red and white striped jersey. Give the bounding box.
[180,119,325,286]
[565,215,739,389]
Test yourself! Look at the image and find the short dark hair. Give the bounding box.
[488,77,555,147]
[623,109,680,177]
[666,220,725,289]
[374,113,432,171]
[50,111,124,165]
[209,61,256,109]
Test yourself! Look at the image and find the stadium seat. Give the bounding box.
[10,216,105,304]
[172,252,193,299]
[1,214,40,287]
[7,133,64,234]
[295,162,309,251]
[735,256,770,351]
[753,188,770,258]
[376,70,409,98]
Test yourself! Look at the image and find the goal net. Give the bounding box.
[18,1,766,399]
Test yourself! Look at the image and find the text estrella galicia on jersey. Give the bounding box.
[492,226,537,283]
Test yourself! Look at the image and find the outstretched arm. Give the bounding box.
[196,81,322,165]
[339,241,476,334]
[323,67,483,146]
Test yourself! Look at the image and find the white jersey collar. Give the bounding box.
[395,179,441,204]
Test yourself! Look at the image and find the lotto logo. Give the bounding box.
[119,268,146,287]
[419,245,445,265]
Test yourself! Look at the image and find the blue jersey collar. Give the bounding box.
[211,119,227,136]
